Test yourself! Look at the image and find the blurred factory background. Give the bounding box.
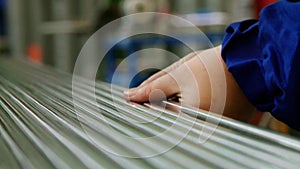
[2,0,259,73]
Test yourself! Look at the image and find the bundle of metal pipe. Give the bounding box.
[1,58,300,169]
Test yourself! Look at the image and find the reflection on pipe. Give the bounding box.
[0,58,300,169]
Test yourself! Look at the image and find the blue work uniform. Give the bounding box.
[222,0,300,130]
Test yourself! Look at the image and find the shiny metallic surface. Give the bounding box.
[1,58,300,169]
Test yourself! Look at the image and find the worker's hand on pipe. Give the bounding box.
[124,45,255,122]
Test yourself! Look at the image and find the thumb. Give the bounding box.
[124,73,179,102]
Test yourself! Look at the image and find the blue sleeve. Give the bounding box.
[221,0,300,130]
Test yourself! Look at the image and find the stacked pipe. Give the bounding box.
[0,58,300,169]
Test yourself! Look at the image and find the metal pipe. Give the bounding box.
[5,61,298,165]
[1,58,300,169]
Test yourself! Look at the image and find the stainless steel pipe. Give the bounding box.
[0,58,300,169]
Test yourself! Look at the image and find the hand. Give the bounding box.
[124,46,255,122]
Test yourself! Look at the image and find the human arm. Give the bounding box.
[125,0,300,130]
[124,45,256,122]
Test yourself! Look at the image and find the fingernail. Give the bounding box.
[124,88,137,97]
[124,90,133,101]
[123,90,130,95]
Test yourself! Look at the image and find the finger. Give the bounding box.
[124,87,139,99]
[139,51,200,87]
[138,70,168,88]
[124,50,203,101]
[126,73,179,102]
